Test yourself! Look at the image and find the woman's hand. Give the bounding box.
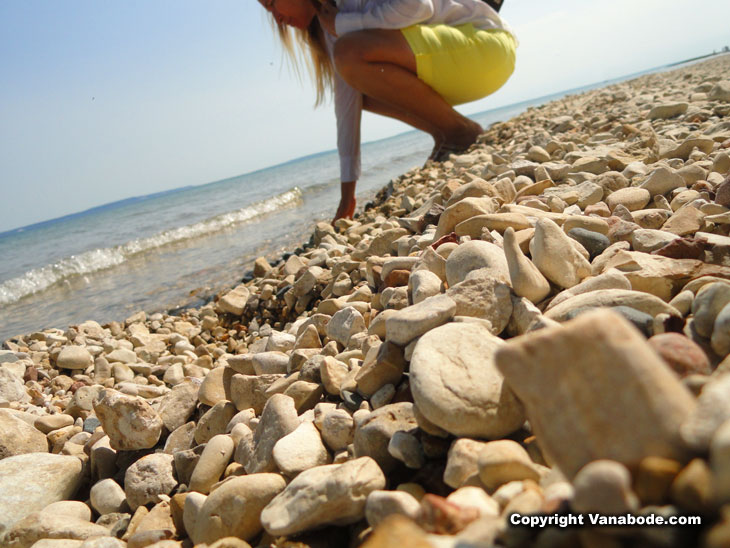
[333,181,356,222]
[316,1,338,36]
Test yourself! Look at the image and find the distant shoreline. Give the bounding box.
[3,51,728,237]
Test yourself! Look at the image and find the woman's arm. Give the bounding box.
[325,31,362,220]
[335,0,436,36]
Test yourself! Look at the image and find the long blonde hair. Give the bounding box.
[270,13,334,106]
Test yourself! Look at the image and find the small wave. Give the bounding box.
[301,180,340,195]
[0,187,302,305]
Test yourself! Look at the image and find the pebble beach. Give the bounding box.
[2,54,730,548]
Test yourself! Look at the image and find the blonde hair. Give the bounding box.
[271,14,334,106]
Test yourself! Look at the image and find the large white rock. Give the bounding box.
[0,453,83,537]
[530,218,591,289]
[496,309,696,479]
[410,322,525,439]
[260,457,385,537]
[445,240,510,287]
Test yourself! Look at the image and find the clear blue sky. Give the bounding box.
[1,0,728,233]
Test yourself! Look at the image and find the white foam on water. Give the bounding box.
[0,187,302,305]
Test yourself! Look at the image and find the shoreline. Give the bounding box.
[1,54,730,547]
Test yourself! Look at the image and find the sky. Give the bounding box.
[0,0,728,233]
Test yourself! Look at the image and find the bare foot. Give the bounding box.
[332,195,356,223]
[442,119,482,151]
[432,120,483,162]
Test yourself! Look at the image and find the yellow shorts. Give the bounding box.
[400,23,516,106]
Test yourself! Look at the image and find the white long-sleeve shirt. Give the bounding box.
[326,0,515,182]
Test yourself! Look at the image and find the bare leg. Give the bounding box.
[334,29,482,152]
[362,96,444,158]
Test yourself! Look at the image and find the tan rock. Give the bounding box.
[189,434,235,494]
[599,250,730,301]
[195,401,237,445]
[496,309,696,479]
[2,513,108,548]
[260,457,386,536]
[0,453,83,537]
[454,213,531,237]
[640,166,686,197]
[321,409,355,452]
[445,240,510,287]
[365,490,421,528]
[606,187,651,212]
[354,402,417,472]
[410,322,524,439]
[355,342,406,398]
[446,272,514,334]
[320,356,349,396]
[530,218,591,289]
[89,478,127,515]
[477,440,541,490]
[360,515,435,548]
[563,215,609,235]
[157,378,200,432]
[93,389,162,451]
[503,227,550,304]
[571,460,639,514]
[229,374,283,415]
[191,474,286,545]
[124,453,177,511]
[56,346,93,370]
[272,421,330,477]
[245,394,299,474]
[662,206,706,236]
[443,438,489,489]
[197,366,233,407]
[408,269,442,304]
[0,410,48,459]
[435,197,497,239]
[385,294,456,346]
[217,285,250,316]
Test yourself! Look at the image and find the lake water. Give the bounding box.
[0,60,699,342]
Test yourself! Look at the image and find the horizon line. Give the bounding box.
[2,50,725,237]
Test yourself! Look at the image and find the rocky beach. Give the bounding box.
[2,54,730,548]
